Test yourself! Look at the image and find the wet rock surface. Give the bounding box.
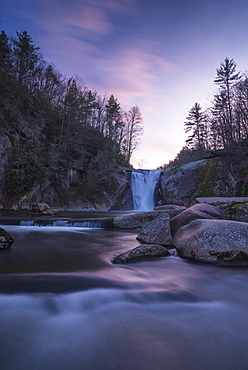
[173,219,248,265]
[113,211,167,229]
[137,213,172,246]
[170,203,223,237]
[0,227,14,249]
[113,244,170,264]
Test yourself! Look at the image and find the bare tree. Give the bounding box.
[136,158,147,169]
[233,76,248,142]
[124,105,143,163]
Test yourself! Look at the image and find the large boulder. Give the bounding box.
[173,219,248,265]
[113,244,170,264]
[113,211,167,229]
[0,227,14,249]
[170,203,223,237]
[137,213,172,246]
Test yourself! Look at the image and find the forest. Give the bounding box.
[168,58,248,167]
[2,29,248,202]
[0,30,143,197]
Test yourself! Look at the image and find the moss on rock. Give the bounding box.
[160,159,236,206]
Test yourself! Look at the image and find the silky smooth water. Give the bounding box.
[1,225,248,370]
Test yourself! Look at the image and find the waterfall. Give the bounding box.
[131,169,161,211]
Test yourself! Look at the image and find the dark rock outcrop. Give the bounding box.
[2,165,132,212]
[32,203,58,216]
[0,227,14,249]
[110,170,133,210]
[196,197,248,222]
[160,159,236,207]
[170,203,223,237]
[137,213,172,246]
[0,134,12,199]
[113,244,170,264]
[173,219,248,265]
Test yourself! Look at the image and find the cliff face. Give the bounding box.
[0,46,133,211]
[0,134,12,199]
[160,158,241,207]
[0,101,132,211]
[3,143,248,212]
[0,165,129,211]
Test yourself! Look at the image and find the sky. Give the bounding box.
[1,0,248,169]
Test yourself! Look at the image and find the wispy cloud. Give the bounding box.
[17,0,138,37]
[6,0,176,110]
[83,0,139,14]
[35,1,112,36]
[97,47,175,93]
[14,0,141,70]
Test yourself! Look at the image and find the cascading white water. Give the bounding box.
[131,169,161,211]
[20,220,103,228]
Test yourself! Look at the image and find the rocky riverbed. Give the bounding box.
[112,201,248,266]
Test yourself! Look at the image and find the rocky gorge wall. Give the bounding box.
[2,154,248,212]
[0,165,131,211]
[159,157,247,207]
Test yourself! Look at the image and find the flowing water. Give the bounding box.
[131,170,161,211]
[1,224,248,369]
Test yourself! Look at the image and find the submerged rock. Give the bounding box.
[113,244,170,264]
[170,203,223,237]
[173,219,248,265]
[137,213,172,246]
[0,227,14,249]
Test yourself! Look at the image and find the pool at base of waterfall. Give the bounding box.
[1,226,248,370]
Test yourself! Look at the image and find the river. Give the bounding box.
[1,224,248,369]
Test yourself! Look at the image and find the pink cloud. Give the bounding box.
[95,48,176,108]
[83,0,139,15]
[69,4,112,35]
[40,2,112,36]
[28,0,139,38]
[18,0,114,37]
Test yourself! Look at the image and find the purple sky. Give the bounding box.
[1,0,248,168]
